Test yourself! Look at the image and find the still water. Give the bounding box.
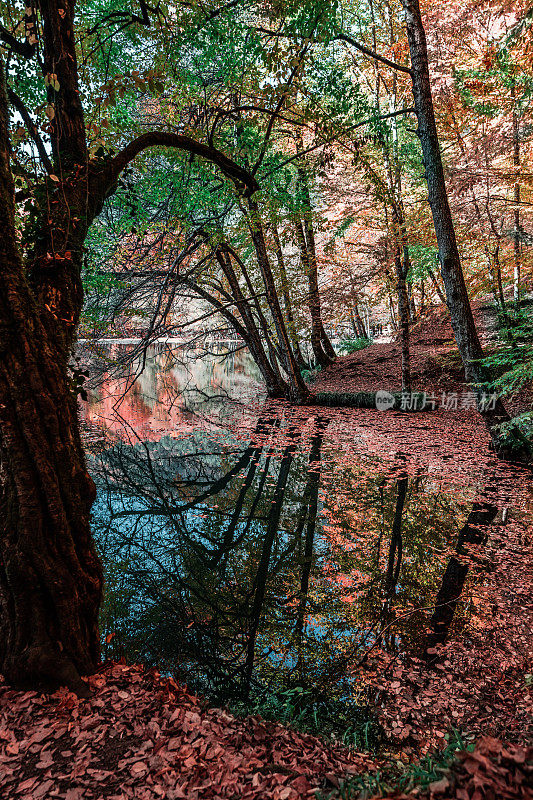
[81,342,531,736]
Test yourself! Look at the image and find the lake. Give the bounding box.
[80,341,533,741]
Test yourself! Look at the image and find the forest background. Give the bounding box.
[0,0,532,696]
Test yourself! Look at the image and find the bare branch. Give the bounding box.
[7,87,53,174]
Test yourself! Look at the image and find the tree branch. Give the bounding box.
[262,107,415,178]
[0,24,35,58]
[336,33,412,75]
[7,87,53,174]
[109,131,260,196]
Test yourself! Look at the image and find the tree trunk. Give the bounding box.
[425,501,497,654]
[407,276,416,321]
[271,220,308,369]
[0,64,102,695]
[388,294,398,331]
[394,248,412,393]
[402,0,525,456]
[386,476,408,594]
[213,249,288,396]
[352,299,368,339]
[426,266,446,304]
[295,133,336,366]
[511,80,521,306]
[294,218,332,368]
[246,199,311,402]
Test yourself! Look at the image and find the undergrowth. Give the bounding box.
[338,338,373,354]
[321,728,474,799]
[228,685,383,752]
[481,303,533,396]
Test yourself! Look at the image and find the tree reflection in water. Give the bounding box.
[91,414,492,715]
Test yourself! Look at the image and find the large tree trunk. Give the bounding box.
[402,0,490,377]
[0,63,102,695]
[401,0,529,458]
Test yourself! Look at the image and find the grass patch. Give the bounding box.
[228,685,383,751]
[338,338,373,354]
[302,365,322,384]
[321,729,474,798]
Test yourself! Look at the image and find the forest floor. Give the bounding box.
[313,301,529,415]
[0,663,531,800]
[1,305,532,799]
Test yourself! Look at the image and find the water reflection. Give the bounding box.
[425,501,498,654]
[91,412,481,710]
[82,343,265,441]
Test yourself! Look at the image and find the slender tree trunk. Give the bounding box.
[213,249,287,396]
[402,0,524,455]
[386,476,408,594]
[294,417,324,678]
[271,220,307,369]
[246,199,311,402]
[295,134,336,365]
[0,63,102,695]
[294,219,331,368]
[302,216,336,361]
[425,501,497,654]
[511,80,521,306]
[394,249,412,393]
[353,299,368,339]
[407,276,416,321]
[426,266,446,304]
[243,429,299,695]
[493,245,507,316]
[389,294,398,331]
[220,246,284,380]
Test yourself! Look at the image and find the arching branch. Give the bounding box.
[109,132,259,197]
[336,33,412,76]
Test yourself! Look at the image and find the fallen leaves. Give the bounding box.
[0,663,373,799]
[428,737,533,800]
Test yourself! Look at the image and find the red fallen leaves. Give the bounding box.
[429,737,533,800]
[360,493,533,754]
[370,738,532,800]
[0,662,373,800]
